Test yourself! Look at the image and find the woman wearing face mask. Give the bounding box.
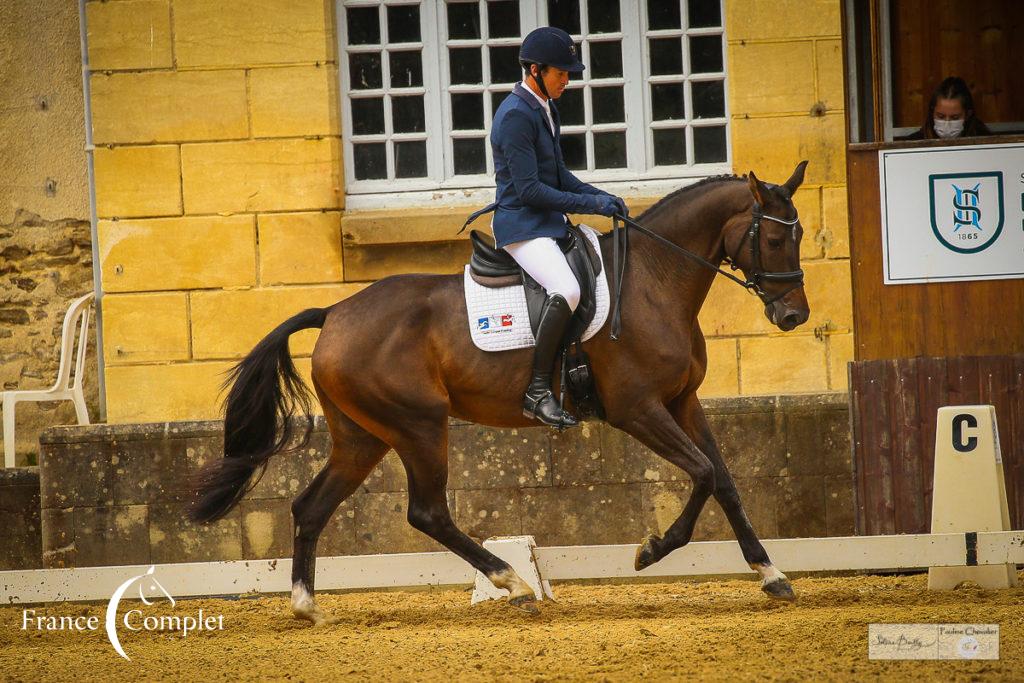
[901,76,991,140]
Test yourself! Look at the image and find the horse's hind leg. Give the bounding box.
[291,401,389,625]
[393,421,540,612]
[673,394,795,601]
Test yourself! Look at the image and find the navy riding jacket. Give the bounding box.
[488,83,611,248]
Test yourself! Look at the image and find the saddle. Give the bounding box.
[467,224,605,419]
[468,224,602,341]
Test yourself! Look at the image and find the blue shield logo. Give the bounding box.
[928,172,1004,254]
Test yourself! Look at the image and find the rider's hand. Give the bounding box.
[593,195,620,218]
[611,196,629,218]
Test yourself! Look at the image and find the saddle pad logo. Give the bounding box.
[477,314,514,332]
[928,172,1004,254]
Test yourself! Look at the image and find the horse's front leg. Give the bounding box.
[651,393,796,602]
[614,400,718,570]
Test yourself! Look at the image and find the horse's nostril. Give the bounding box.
[782,312,801,328]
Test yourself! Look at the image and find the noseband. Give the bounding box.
[608,204,804,339]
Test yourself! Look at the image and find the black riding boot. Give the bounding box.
[522,294,578,429]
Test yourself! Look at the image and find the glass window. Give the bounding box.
[340,0,729,192]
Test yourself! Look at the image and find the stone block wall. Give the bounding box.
[36,394,853,569]
[0,467,43,570]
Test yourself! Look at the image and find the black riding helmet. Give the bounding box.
[519,27,585,99]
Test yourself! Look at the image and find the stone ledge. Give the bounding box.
[39,392,848,444]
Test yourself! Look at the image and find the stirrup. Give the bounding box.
[522,390,577,429]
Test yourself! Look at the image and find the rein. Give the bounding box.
[608,206,804,340]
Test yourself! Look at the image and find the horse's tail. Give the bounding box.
[189,307,328,524]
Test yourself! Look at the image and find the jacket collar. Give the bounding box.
[513,82,542,110]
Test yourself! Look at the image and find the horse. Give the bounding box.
[190,162,812,625]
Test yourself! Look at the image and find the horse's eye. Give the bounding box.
[767,238,784,249]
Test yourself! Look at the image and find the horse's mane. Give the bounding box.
[637,174,747,220]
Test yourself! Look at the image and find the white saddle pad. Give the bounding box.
[464,225,610,352]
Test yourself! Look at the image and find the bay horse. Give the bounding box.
[191,162,812,624]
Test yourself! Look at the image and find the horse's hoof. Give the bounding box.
[509,594,540,615]
[634,534,661,571]
[762,577,797,602]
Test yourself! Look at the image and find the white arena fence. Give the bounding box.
[3,531,1023,605]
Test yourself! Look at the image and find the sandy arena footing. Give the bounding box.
[2,572,1022,681]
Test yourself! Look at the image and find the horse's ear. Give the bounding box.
[747,171,768,205]
[783,160,809,196]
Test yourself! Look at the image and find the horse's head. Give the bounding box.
[137,565,176,607]
[722,161,811,332]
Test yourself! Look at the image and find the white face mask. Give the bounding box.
[933,118,964,138]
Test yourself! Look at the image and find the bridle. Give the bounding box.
[726,203,805,303]
[609,202,805,340]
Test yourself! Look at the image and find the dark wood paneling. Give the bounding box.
[847,138,1024,361]
[891,0,1024,128]
[852,355,1024,535]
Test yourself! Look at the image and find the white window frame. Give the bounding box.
[337,0,731,204]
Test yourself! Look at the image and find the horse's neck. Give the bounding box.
[633,184,743,322]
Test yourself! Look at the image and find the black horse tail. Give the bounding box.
[189,307,328,524]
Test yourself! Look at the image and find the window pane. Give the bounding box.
[346,7,380,45]
[351,97,385,135]
[589,41,622,78]
[392,95,425,133]
[648,1,681,30]
[692,80,724,118]
[454,138,487,174]
[653,128,686,166]
[589,0,621,33]
[447,2,480,39]
[490,45,522,84]
[693,125,727,163]
[556,87,584,125]
[452,93,484,130]
[547,0,581,35]
[690,35,723,73]
[592,86,624,124]
[651,83,685,120]
[488,0,521,38]
[492,90,512,117]
[688,0,722,28]
[449,47,483,84]
[354,143,387,179]
[395,140,427,178]
[389,50,423,88]
[350,52,382,89]
[594,131,626,168]
[560,133,586,170]
[649,38,682,75]
[387,5,420,43]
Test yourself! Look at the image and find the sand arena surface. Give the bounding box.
[2,572,1022,681]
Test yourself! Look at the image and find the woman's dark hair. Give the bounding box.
[921,76,991,139]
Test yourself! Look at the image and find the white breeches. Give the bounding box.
[503,237,580,312]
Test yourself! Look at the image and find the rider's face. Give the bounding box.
[533,65,570,99]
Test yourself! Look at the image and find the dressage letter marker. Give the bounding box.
[928,406,1017,590]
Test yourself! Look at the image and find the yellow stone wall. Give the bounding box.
[87,0,852,423]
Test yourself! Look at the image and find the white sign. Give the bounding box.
[879,143,1024,284]
[868,624,1000,660]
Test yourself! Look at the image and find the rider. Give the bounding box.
[490,26,627,429]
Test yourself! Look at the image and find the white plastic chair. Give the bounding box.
[2,292,94,468]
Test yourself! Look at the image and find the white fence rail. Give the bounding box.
[3,531,1022,605]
